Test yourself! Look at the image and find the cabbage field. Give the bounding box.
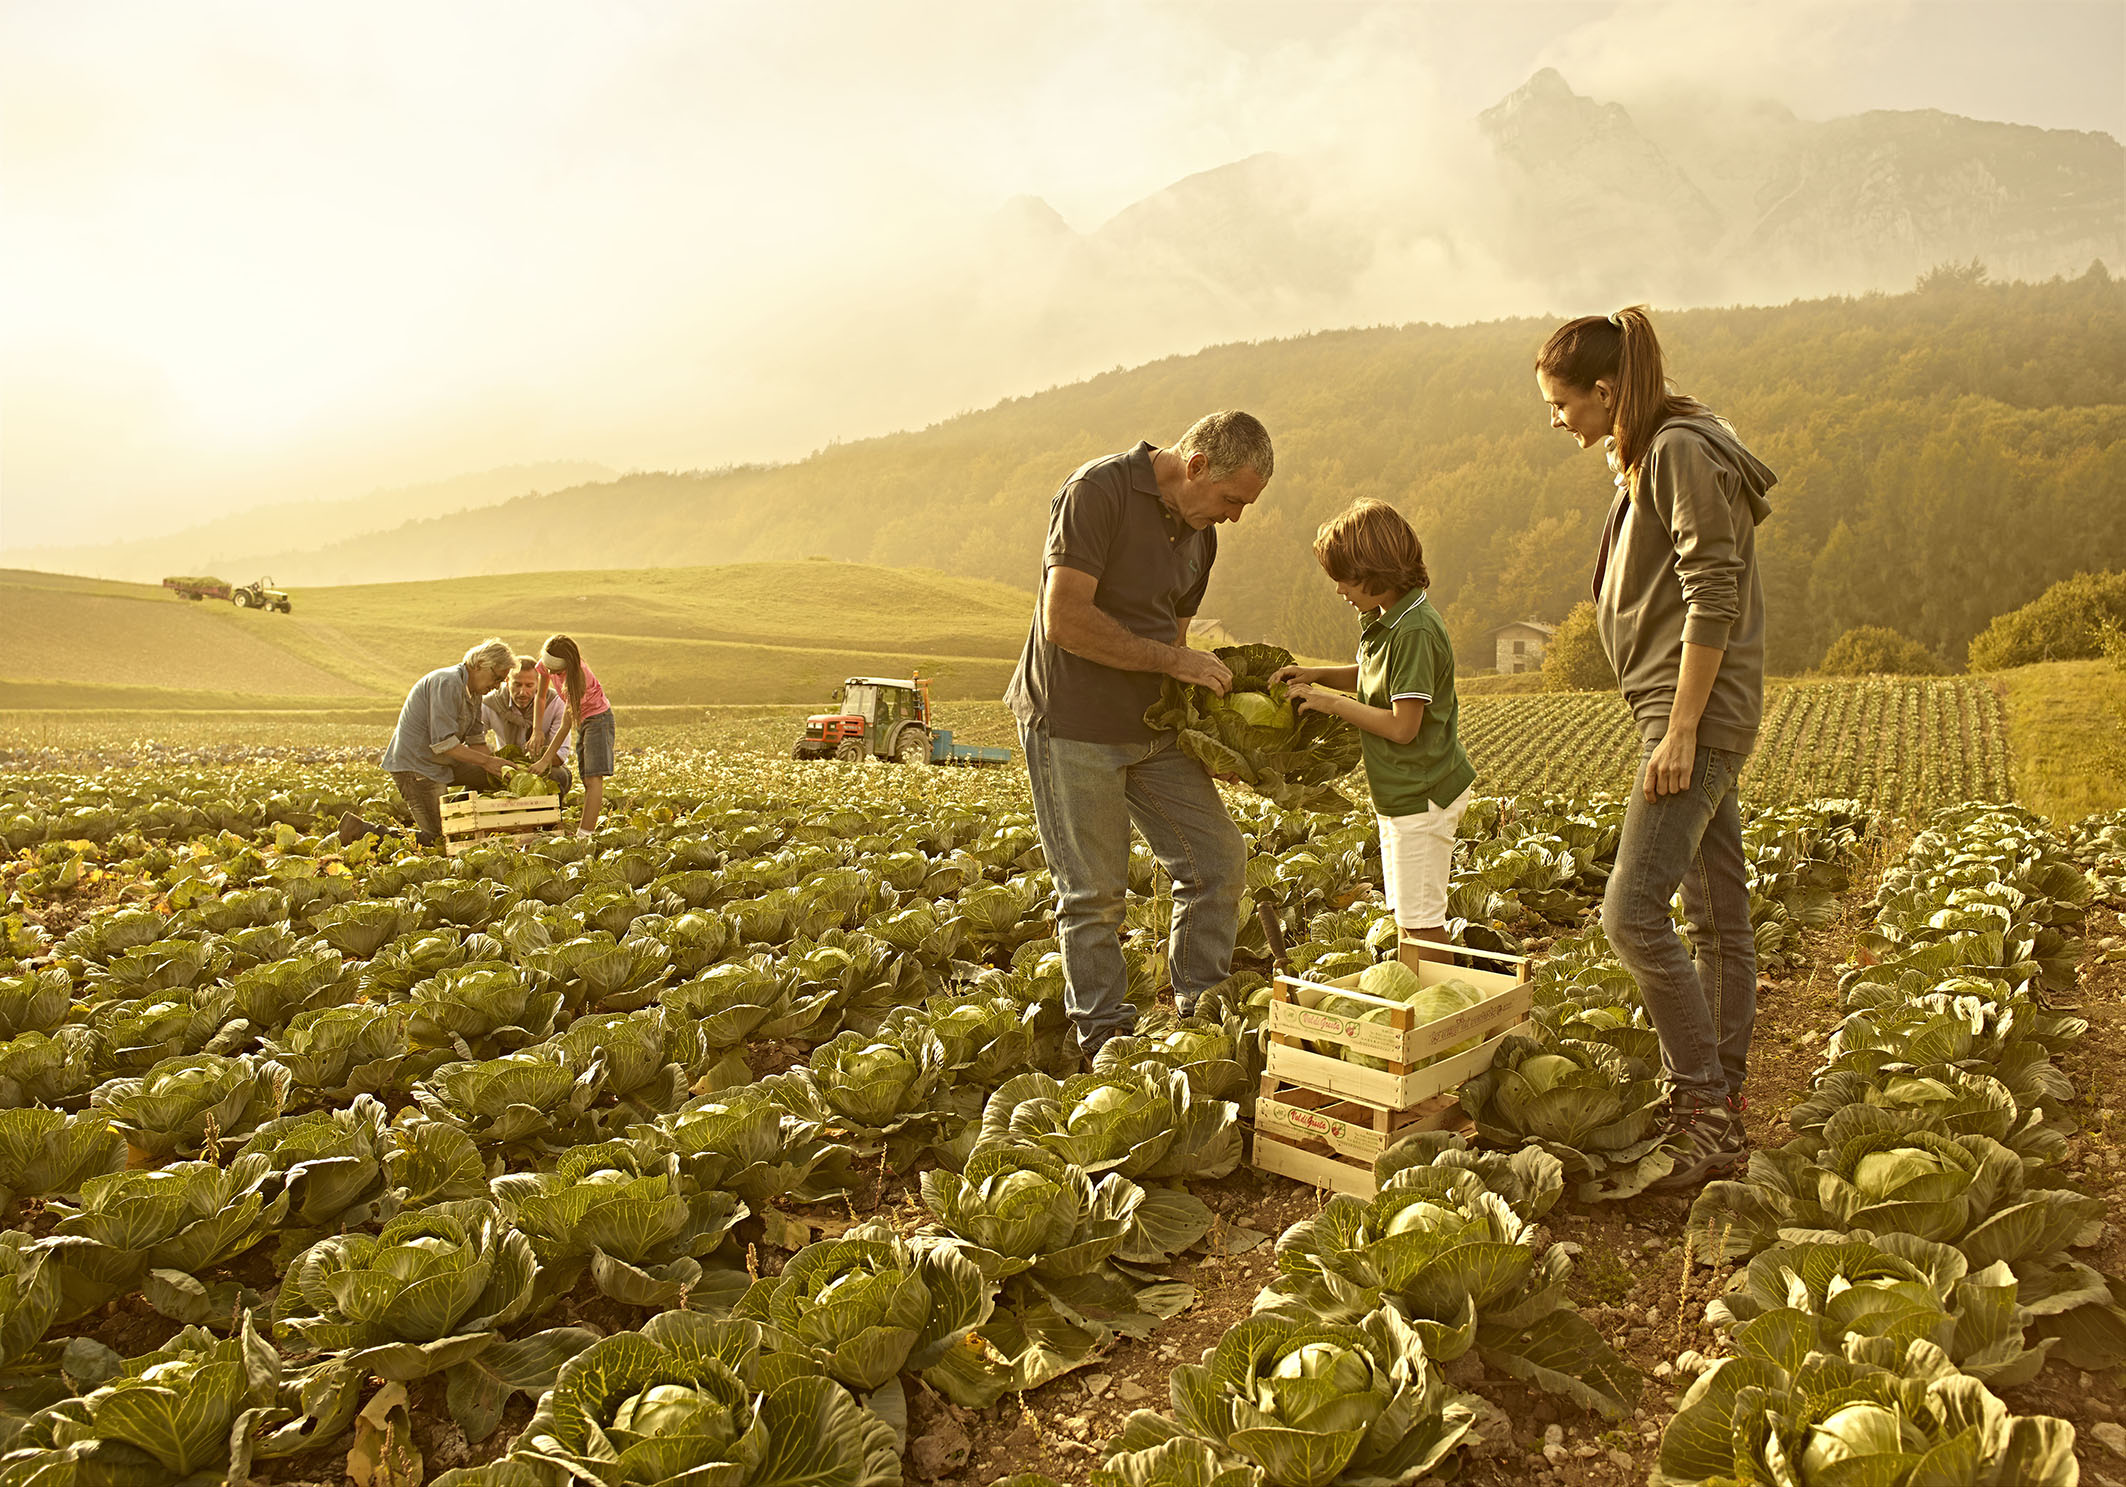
[1458,677,2013,812]
[0,742,2121,1487]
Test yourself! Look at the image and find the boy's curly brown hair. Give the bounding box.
[1312,499,1429,596]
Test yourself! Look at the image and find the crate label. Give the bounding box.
[1272,1104,1348,1140]
[1294,1009,1360,1037]
[1426,1002,1508,1046]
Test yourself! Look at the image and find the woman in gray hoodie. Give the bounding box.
[1536,306,1778,1195]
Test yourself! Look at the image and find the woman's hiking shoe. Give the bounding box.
[1646,1095,1749,1195]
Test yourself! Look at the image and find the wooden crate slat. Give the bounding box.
[1267,964,1532,1065]
[1251,1119,1475,1199]
[440,790,563,856]
[1264,1019,1534,1108]
[442,798,563,828]
[1254,1083,1462,1161]
[1252,1132,1380,1197]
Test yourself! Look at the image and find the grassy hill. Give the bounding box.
[109,274,2126,678]
[1997,659,2126,822]
[3,462,618,585]
[0,562,1032,711]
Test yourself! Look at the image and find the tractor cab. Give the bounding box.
[792,674,935,764]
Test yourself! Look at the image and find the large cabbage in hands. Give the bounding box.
[1144,644,1360,810]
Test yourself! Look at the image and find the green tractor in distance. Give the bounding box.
[791,674,1011,767]
[231,576,292,613]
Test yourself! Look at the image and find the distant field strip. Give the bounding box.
[1746,676,2010,815]
[0,564,1031,708]
[1458,692,1641,796]
[0,587,374,698]
[1459,677,2013,815]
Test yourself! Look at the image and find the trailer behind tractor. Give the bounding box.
[161,575,291,612]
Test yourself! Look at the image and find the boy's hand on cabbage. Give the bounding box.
[1284,682,1337,716]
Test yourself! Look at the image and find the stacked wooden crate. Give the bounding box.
[1252,940,1532,1196]
[439,791,563,857]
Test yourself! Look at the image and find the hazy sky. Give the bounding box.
[3,0,2121,551]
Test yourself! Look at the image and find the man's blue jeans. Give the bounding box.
[1020,722,1246,1053]
[1601,742,1756,1102]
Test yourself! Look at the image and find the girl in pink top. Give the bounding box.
[535,634,615,835]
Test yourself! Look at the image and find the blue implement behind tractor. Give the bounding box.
[927,728,1011,767]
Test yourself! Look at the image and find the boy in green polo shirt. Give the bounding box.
[1274,499,1476,961]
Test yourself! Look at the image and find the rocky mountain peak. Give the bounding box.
[1479,66,1638,154]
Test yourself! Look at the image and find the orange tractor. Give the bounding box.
[791,674,1010,766]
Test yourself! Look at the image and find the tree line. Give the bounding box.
[320,267,2123,675]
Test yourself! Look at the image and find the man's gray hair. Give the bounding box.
[1174,410,1274,482]
[462,637,514,678]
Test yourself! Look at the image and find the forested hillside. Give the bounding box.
[218,271,2124,673]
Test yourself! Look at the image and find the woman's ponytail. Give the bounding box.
[1609,306,1673,476]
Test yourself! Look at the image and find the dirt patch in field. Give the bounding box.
[933,1168,1321,1486]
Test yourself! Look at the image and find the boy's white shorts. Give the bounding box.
[1378,785,1474,929]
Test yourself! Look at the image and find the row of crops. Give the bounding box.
[1038,804,2123,1487]
[1742,679,2014,818]
[1457,677,2013,815]
[0,749,1944,1486]
[1648,804,2115,1483]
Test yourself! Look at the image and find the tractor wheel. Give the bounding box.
[834,740,864,763]
[275,600,291,613]
[233,591,251,609]
[894,728,930,765]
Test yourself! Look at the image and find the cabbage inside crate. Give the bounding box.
[439,791,563,857]
[1252,944,1531,1195]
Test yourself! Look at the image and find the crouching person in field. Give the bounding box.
[345,638,516,848]
[485,655,574,798]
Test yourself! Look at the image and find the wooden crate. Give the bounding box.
[1254,1080,1465,1162]
[1251,1105,1478,1199]
[440,792,562,856]
[1262,943,1532,1108]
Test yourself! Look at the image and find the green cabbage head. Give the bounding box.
[1852,1147,1955,1197]
[1799,1402,1918,1481]
[1159,1310,1475,1487]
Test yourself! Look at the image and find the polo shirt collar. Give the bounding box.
[1363,589,1427,636]
[1131,440,1191,539]
[1129,440,1159,495]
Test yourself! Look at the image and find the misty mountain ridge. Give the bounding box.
[10,460,616,585]
[995,67,2121,323]
[737,67,2118,465]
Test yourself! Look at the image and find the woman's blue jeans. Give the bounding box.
[1020,722,1246,1053]
[1602,742,1756,1102]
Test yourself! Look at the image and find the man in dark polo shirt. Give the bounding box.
[1005,410,1273,1057]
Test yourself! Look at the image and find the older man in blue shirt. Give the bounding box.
[351,638,516,846]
